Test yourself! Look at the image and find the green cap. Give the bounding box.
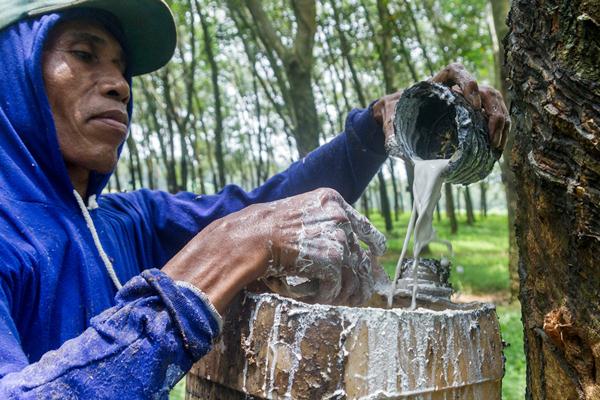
[1,0,177,76]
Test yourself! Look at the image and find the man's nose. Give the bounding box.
[98,67,130,105]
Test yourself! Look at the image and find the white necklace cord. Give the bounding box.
[73,190,123,290]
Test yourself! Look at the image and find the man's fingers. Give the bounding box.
[383,99,398,143]
[432,63,481,109]
[334,264,360,306]
[480,86,510,150]
[339,202,387,256]
[500,117,510,150]
[343,238,375,306]
[488,114,505,149]
[313,269,342,304]
[463,80,482,110]
[354,249,376,306]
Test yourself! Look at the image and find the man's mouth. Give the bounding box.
[89,110,129,133]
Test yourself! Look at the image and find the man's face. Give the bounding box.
[42,19,130,175]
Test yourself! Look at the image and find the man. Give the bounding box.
[0,0,509,398]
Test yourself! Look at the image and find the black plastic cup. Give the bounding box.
[389,81,501,184]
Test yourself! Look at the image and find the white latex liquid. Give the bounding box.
[388,159,452,309]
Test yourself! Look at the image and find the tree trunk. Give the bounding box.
[506,0,600,398]
[479,181,488,218]
[388,159,401,220]
[377,170,393,232]
[126,138,137,191]
[199,6,227,188]
[113,167,122,192]
[406,162,415,207]
[360,193,370,220]
[286,66,319,156]
[444,183,458,234]
[455,186,461,216]
[241,0,319,157]
[464,186,475,225]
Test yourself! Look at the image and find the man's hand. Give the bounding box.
[163,188,388,312]
[263,188,387,306]
[373,62,510,151]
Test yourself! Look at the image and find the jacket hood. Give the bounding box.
[0,10,133,206]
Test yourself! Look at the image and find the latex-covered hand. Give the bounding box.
[163,188,387,311]
[372,62,510,152]
[262,188,387,306]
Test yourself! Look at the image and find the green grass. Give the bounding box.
[369,212,509,294]
[498,304,527,400]
[170,378,185,400]
[170,212,525,399]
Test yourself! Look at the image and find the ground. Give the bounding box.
[170,213,525,400]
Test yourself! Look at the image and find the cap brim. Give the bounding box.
[27,0,177,76]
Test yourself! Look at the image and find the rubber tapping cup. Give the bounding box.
[389,81,501,184]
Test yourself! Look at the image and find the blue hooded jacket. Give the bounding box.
[0,10,387,400]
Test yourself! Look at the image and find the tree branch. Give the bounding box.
[245,0,289,61]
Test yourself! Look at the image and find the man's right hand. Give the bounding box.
[261,188,387,306]
[162,188,387,312]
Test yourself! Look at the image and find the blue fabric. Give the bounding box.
[0,10,386,400]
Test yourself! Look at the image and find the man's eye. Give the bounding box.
[71,50,95,62]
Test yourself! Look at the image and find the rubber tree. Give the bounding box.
[227,0,319,157]
[506,0,600,398]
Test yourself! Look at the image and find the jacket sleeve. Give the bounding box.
[110,106,388,264]
[0,269,221,400]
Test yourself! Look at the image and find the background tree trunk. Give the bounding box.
[506,0,600,398]
[489,0,519,301]
[377,170,393,232]
[455,186,462,217]
[240,0,319,157]
[479,181,488,218]
[444,183,458,234]
[388,159,402,220]
[198,5,226,189]
[464,186,475,225]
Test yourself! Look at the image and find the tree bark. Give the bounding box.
[360,193,370,219]
[113,166,122,192]
[506,0,600,398]
[455,186,461,217]
[464,186,475,225]
[242,0,319,157]
[198,5,227,189]
[444,183,458,234]
[479,181,488,218]
[377,170,393,232]
[388,159,401,220]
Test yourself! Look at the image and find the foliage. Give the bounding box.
[109,0,499,201]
